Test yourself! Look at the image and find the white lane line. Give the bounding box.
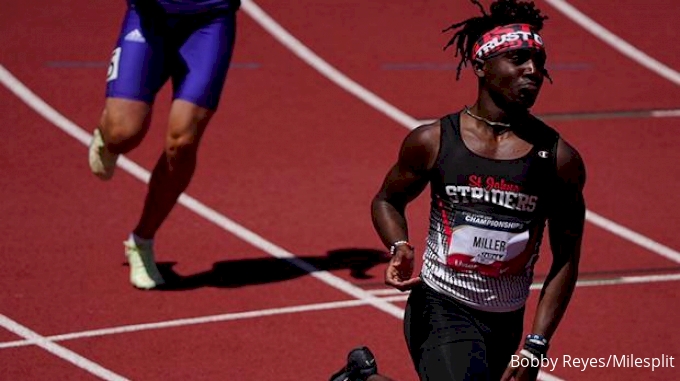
[651,109,680,118]
[0,315,129,381]
[0,61,400,377]
[5,271,678,351]
[417,107,680,125]
[585,211,680,264]
[240,0,680,265]
[0,297,399,350]
[0,65,407,320]
[239,3,680,379]
[366,272,680,296]
[543,0,680,86]
[1,3,677,380]
[239,0,420,129]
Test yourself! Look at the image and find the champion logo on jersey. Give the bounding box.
[537,150,549,159]
[124,29,146,43]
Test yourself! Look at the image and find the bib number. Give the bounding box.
[107,47,122,82]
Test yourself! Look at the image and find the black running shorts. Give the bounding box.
[403,282,525,381]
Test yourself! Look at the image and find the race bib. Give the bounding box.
[107,47,122,82]
[445,211,536,277]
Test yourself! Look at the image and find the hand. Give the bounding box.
[500,355,540,381]
[384,245,421,291]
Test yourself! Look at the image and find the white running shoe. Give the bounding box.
[124,238,165,289]
[88,128,119,180]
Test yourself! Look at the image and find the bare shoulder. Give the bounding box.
[555,137,586,190]
[402,119,441,147]
[398,119,442,173]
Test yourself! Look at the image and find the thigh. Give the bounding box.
[419,339,489,381]
[404,284,425,370]
[105,6,170,104]
[100,97,152,136]
[405,284,491,381]
[484,310,524,381]
[170,11,237,111]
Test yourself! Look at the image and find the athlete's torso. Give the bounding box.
[420,111,560,312]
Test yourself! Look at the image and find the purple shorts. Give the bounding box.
[105,5,237,110]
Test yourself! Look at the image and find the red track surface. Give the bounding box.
[1,1,679,380]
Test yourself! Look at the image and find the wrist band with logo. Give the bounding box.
[523,334,549,357]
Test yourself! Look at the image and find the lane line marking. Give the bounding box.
[366,272,680,296]
[2,2,678,380]
[3,271,678,351]
[543,0,680,86]
[0,315,129,381]
[240,0,680,265]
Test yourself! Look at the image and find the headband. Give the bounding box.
[471,23,545,61]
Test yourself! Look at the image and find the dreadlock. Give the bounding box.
[443,0,549,80]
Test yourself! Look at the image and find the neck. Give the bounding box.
[467,91,530,133]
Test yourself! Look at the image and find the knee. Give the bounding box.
[102,121,137,148]
[164,130,200,164]
[163,101,212,165]
[99,107,148,152]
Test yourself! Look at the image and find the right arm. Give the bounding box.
[371,121,441,289]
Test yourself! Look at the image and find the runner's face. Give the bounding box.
[483,49,546,109]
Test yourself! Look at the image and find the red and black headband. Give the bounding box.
[471,23,545,61]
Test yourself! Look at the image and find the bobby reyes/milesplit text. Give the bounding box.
[510,353,675,372]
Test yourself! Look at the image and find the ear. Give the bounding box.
[473,59,485,78]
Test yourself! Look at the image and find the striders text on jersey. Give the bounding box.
[444,174,538,212]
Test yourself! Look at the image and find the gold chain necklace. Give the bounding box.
[464,106,512,128]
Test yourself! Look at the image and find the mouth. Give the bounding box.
[516,84,539,103]
[519,81,539,91]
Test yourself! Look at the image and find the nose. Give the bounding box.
[522,58,544,81]
[523,59,537,74]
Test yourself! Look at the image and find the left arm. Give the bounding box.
[529,137,586,341]
[502,138,586,381]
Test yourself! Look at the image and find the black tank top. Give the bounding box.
[420,111,560,312]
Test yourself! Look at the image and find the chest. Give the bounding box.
[432,150,552,214]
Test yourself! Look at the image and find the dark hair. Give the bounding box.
[443,0,549,80]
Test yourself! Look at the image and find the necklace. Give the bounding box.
[464,106,512,128]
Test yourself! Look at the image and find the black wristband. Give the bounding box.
[523,334,549,357]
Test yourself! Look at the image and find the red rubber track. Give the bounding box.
[1,1,678,380]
